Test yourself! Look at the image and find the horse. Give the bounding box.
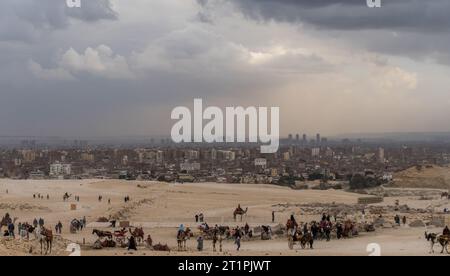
[177,228,191,251]
[300,232,314,249]
[260,226,272,240]
[129,227,145,243]
[35,226,53,255]
[63,193,72,201]
[425,232,449,254]
[92,229,113,239]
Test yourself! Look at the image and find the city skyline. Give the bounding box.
[1,0,450,137]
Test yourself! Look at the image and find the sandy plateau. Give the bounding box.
[0,179,448,256]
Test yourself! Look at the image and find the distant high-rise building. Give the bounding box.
[316,133,321,144]
[312,147,320,157]
[378,147,385,163]
[156,150,164,163]
[296,134,300,142]
[288,134,293,141]
[302,134,307,144]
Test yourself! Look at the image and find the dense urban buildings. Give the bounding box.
[2,136,450,190]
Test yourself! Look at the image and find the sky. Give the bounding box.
[1,0,450,138]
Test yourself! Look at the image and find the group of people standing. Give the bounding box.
[33,193,49,200]
[394,214,407,226]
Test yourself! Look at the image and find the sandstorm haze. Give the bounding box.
[1,0,450,137]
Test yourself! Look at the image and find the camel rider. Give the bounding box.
[237,204,243,212]
[443,226,450,236]
[178,224,185,237]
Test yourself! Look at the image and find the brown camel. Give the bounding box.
[36,226,53,255]
[177,228,191,251]
[233,207,248,221]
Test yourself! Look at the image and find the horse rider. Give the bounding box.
[443,226,450,236]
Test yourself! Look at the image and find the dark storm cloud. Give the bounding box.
[229,0,450,32]
[224,0,450,65]
[0,0,117,42]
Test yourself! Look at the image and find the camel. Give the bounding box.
[233,207,248,222]
[177,228,191,251]
[129,227,145,243]
[36,226,53,255]
[425,232,449,254]
[0,213,17,228]
[92,229,113,239]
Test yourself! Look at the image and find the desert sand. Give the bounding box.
[0,179,448,256]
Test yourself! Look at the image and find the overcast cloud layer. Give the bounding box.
[1,0,450,137]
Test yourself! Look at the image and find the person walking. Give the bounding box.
[7,222,15,238]
[128,236,137,251]
[234,227,242,251]
[57,221,63,234]
[197,235,204,251]
[235,235,241,251]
